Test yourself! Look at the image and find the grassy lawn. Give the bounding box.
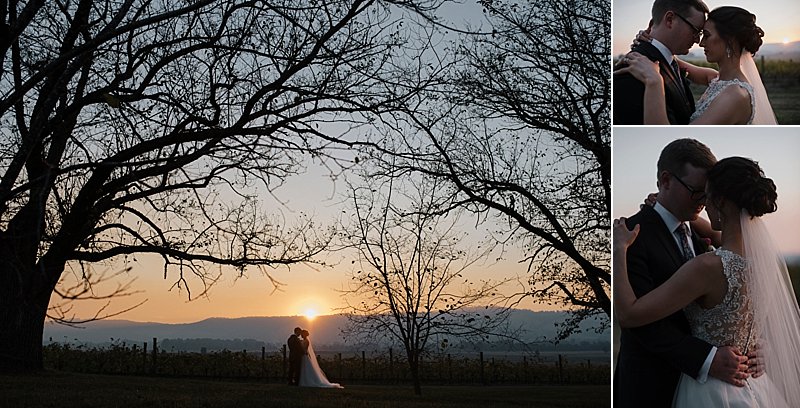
[1,371,610,408]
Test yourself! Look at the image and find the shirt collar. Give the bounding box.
[650,38,675,65]
[653,201,688,235]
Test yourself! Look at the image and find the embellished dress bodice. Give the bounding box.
[683,248,756,354]
[690,78,755,124]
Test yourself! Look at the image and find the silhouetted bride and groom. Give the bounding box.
[287,327,343,388]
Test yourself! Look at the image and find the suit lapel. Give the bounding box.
[643,206,685,267]
[634,42,693,124]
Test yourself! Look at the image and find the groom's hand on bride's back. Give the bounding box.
[710,346,749,387]
[746,342,765,378]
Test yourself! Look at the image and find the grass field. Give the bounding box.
[0,371,610,408]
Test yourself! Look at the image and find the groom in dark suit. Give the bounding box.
[614,139,750,407]
[287,327,303,385]
[614,0,708,124]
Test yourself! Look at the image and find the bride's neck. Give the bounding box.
[717,55,745,81]
[720,216,744,254]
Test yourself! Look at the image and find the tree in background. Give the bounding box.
[339,173,515,395]
[362,0,611,339]
[0,0,436,371]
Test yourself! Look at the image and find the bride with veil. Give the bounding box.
[618,6,777,125]
[614,157,800,407]
[298,330,343,388]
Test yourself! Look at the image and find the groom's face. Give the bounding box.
[663,163,708,221]
[668,9,706,55]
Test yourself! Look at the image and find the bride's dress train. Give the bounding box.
[298,342,343,388]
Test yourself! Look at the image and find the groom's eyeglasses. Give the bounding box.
[674,12,703,40]
[670,172,706,201]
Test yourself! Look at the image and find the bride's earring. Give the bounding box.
[726,46,732,59]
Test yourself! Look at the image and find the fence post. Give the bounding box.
[337,353,342,380]
[262,347,266,379]
[480,351,485,384]
[151,338,158,375]
[558,354,564,384]
[362,350,366,380]
[388,348,393,382]
[142,342,147,374]
[282,344,287,380]
[447,353,452,382]
[523,355,528,383]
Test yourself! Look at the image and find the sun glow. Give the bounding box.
[303,308,318,321]
[784,38,791,45]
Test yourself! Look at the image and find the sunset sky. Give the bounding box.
[613,128,800,257]
[53,159,539,324]
[612,0,800,57]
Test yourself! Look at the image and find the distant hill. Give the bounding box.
[43,310,608,349]
[684,41,800,61]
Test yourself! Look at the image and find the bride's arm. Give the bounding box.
[676,58,718,85]
[613,218,718,328]
[689,85,752,125]
[614,53,670,124]
[690,217,722,247]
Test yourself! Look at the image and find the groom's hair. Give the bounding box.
[294,327,302,335]
[657,138,716,178]
[652,0,709,24]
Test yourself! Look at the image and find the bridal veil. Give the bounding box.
[742,210,800,405]
[740,52,778,125]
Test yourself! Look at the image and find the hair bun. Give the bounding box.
[744,176,777,217]
[707,157,777,218]
[708,7,765,55]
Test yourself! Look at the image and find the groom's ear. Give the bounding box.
[657,170,671,189]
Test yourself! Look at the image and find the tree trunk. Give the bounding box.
[0,294,49,372]
[408,354,422,396]
[0,238,53,372]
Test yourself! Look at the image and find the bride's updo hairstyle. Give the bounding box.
[708,7,765,55]
[707,157,777,217]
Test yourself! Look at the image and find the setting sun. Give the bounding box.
[784,38,791,45]
[303,308,318,321]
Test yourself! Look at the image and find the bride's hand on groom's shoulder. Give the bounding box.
[630,27,653,50]
[614,53,662,86]
[613,218,640,250]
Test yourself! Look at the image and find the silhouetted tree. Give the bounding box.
[0,0,437,371]
[339,173,515,395]
[361,0,611,339]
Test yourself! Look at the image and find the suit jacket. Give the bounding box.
[287,334,303,360]
[613,42,695,125]
[614,206,714,408]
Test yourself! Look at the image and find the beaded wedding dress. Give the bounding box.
[298,340,343,388]
[672,248,787,407]
[689,52,777,125]
[690,79,755,124]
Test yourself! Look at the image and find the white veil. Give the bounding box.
[742,210,800,405]
[740,52,778,125]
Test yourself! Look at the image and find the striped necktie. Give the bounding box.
[676,223,694,263]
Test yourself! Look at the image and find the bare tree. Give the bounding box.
[361,0,611,339]
[339,173,515,395]
[0,0,437,371]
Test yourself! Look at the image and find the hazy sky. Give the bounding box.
[56,157,538,324]
[613,128,800,256]
[612,0,800,56]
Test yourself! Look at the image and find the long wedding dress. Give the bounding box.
[298,340,343,388]
[672,212,800,407]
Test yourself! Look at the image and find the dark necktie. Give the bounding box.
[671,59,686,98]
[676,223,694,263]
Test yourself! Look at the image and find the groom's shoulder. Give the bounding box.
[626,206,658,227]
[630,42,661,62]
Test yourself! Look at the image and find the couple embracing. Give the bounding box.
[613,139,800,407]
[287,327,343,388]
[614,0,777,125]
